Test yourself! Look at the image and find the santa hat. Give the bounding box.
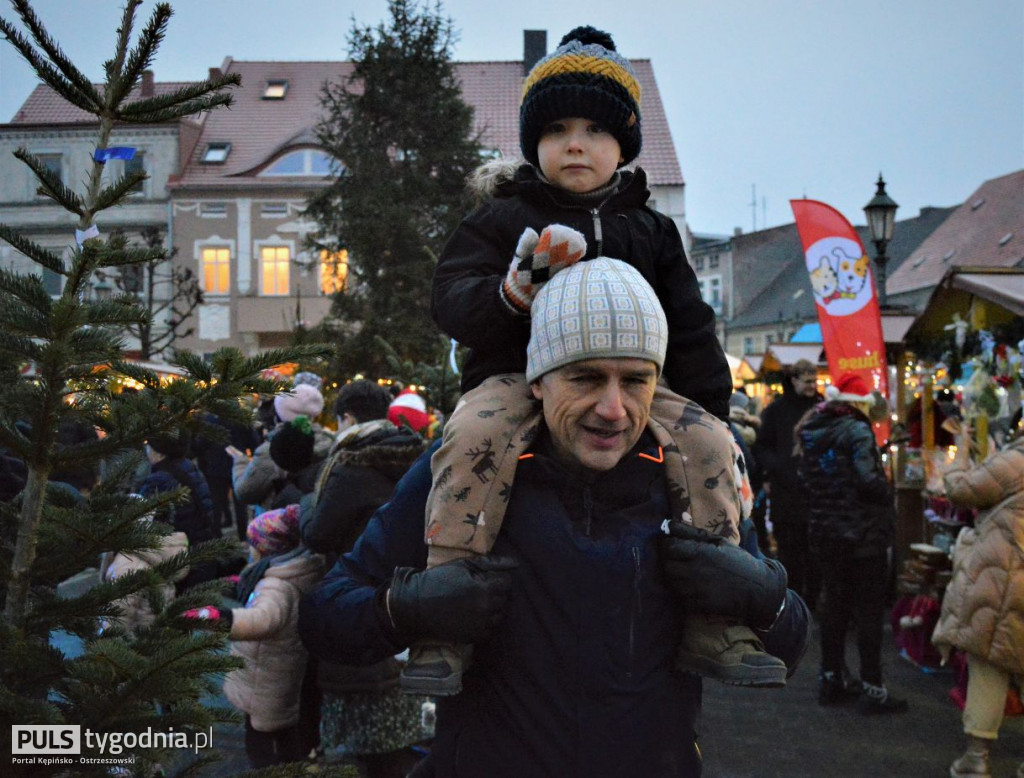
[825,373,874,403]
[388,388,429,432]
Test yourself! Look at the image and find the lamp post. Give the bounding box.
[863,173,899,308]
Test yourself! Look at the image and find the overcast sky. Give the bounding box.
[0,0,1020,236]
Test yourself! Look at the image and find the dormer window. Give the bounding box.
[260,149,337,177]
[263,80,289,100]
[202,142,231,164]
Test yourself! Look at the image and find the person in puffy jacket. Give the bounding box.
[932,425,1024,778]
[301,379,430,777]
[231,384,333,511]
[184,504,324,769]
[796,373,907,714]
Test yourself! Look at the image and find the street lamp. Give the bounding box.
[863,173,899,307]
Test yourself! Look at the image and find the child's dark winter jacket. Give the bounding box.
[432,162,732,420]
[139,457,216,545]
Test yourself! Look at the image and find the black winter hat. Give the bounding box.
[520,26,642,168]
[269,416,314,473]
[147,430,191,459]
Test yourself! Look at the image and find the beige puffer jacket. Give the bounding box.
[103,530,189,631]
[222,551,324,732]
[931,436,1024,674]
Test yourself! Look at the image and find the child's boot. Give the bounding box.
[675,615,786,688]
[949,735,991,777]
[400,640,472,696]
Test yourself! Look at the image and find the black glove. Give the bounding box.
[381,555,518,645]
[659,521,787,630]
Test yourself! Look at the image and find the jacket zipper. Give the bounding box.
[583,487,593,536]
[628,545,641,678]
[590,208,603,255]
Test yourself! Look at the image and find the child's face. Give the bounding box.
[537,117,623,194]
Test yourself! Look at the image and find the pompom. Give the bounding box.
[824,385,840,401]
[558,25,616,50]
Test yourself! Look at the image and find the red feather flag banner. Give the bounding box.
[790,199,890,443]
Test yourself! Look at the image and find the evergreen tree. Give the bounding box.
[306,0,483,379]
[0,2,330,773]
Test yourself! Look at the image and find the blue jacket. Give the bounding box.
[140,457,216,545]
[300,436,809,778]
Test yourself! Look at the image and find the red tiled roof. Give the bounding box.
[5,58,684,188]
[887,169,1024,294]
[8,81,196,124]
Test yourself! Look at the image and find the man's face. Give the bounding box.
[531,357,658,472]
[791,372,818,398]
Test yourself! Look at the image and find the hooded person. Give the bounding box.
[232,384,334,511]
[300,379,430,776]
[139,429,217,591]
[796,372,908,714]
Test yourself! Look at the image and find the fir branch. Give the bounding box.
[0,1,103,111]
[118,2,171,101]
[102,0,142,105]
[82,296,148,327]
[116,91,237,124]
[13,148,85,215]
[92,243,166,269]
[118,72,242,119]
[0,225,66,276]
[109,359,161,388]
[91,170,149,213]
[0,265,54,313]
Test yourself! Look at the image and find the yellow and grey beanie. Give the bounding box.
[526,258,667,382]
[520,26,642,167]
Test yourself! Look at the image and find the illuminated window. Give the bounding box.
[260,246,290,295]
[320,249,348,294]
[201,247,231,294]
[263,80,289,99]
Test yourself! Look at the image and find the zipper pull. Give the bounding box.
[591,208,603,255]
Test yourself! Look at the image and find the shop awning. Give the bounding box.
[905,267,1024,342]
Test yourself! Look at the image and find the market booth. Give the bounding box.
[895,266,1024,550]
[889,267,1024,669]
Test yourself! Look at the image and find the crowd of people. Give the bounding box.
[2,21,1020,778]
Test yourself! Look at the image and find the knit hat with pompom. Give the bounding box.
[520,26,642,168]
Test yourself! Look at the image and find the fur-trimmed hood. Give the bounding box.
[467,157,524,199]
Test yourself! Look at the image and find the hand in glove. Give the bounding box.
[381,555,518,646]
[658,521,787,630]
[500,224,587,314]
[181,606,233,630]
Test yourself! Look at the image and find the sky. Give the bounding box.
[0,0,1021,237]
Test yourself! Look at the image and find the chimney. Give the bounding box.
[209,67,222,82]
[141,69,154,96]
[523,30,546,75]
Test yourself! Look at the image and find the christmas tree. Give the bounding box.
[0,2,333,773]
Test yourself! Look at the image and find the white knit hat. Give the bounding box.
[526,257,668,382]
[274,383,325,422]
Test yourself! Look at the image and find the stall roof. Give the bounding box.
[761,344,825,373]
[905,266,1024,342]
[787,315,916,346]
